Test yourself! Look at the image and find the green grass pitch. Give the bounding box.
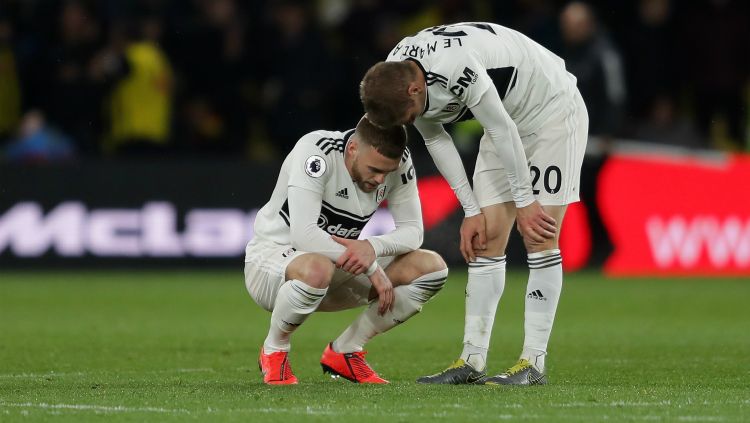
[0,269,748,422]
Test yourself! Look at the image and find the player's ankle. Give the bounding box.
[521,347,546,372]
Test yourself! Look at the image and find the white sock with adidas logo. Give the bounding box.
[522,249,563,373]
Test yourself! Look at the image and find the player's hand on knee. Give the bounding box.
[460,214,487,263]
[368,267,394,316]
[516,201,556,243]
[472,234,487,253]
[333,236,376,275]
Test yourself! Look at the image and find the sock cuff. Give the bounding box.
[287,279,328,302]
[527,250,561,269]
[412,267,448,284]
[468,255,506,272]
[405,268,448,303]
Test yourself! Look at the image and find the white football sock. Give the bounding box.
[333,269,448,353]
[522,249,563,372]
[461,256,506,371]
[263,279,327,352]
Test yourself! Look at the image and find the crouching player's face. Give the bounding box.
[349,140,400,193]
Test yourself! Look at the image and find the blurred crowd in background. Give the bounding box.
[0,0,747,163]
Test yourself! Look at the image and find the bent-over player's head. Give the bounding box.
[360,61,424,128]
[346,115,407,193]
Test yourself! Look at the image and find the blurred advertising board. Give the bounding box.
[597,154,750,276]
[1,153,748,275]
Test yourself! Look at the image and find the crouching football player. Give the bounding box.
[244,116,448,385]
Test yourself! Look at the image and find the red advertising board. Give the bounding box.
[598,154,750,276]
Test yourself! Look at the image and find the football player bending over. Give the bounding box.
[360,21,589,385]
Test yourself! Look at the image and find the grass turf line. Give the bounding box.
[0,270,748,422]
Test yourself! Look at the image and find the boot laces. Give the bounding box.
[504,359,531,376]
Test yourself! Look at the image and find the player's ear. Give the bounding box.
[408,81,421,96]
[347,137,358,155]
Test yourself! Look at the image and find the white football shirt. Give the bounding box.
[251,128,421,260]
[384,22,580,210]
[386,22,578,135]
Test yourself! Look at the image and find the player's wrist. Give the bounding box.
[514,195,535,209]
[464,205,482,217]
[365,261,379,277]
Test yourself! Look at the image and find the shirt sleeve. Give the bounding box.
[285,138,346,261]
[367,156,424,257]
[287,185,346,261]
[469,83,535,207]
[414,119,481,216]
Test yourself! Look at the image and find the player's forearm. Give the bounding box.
[421,128,482,217]
[368,201,424,256]
[368,225,422,257]
[288,185,346,262]
[471,89,535,207]
[289,223,346,262]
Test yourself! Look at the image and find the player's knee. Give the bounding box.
[483,224,510,255]
[387,250,447,285]
[415,249,447,275]
[293,255,334,288]
[524,238,559,254]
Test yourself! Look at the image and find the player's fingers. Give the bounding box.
[378,295,388,316]
[541,214,557,226]
[336,253,350,268]
[539,221,556,238]
[331,235,348,246]
[477,230,487,249]
[343,259,360,273]
[460,250,470,263]
[540,228,556,239]
[459,235,471,263]
[336,256,350,270]
[534,220,556,239]
[472,236,482,251]
[541,220,557,233]
[384,289,393,314]
[463,233,477,262]
[525,226,545,243]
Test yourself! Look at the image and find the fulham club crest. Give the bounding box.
[305,155,326,178]
[376,185,386,203]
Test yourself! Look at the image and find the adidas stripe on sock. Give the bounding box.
[333,269,448,353]
[522,249,562,372]
[264,279,327,352]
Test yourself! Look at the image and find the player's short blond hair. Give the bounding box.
[360,61,417,129]
[355,115,407,160]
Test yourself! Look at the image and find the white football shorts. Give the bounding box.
[244,238,395,312]
[473,90,589,207]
